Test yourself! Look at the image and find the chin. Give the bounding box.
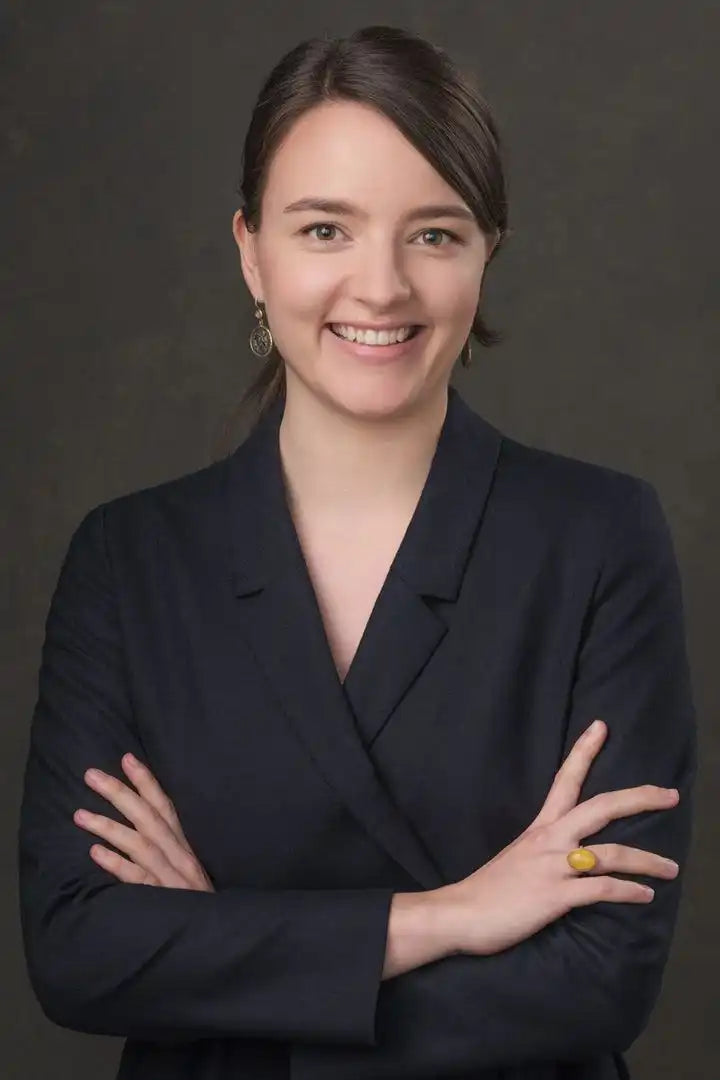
[323,377,431,423]
[287,352,449,422]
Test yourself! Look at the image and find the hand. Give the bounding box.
[73,753,215,892]
[436,718,680,957]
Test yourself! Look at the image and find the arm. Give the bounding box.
[291,477,698,1077]
[18,505,395,1045]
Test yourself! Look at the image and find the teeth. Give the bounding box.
[331,324,415,345]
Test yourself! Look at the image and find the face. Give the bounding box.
[233,99,494,421]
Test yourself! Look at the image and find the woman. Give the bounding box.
[19,24,696,1080]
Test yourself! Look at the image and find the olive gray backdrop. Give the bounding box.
[3,2,717,1077]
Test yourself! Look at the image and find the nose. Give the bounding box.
[349,239,413,312]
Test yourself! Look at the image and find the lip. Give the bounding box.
[325,324,426,364]
[328,321,423,331]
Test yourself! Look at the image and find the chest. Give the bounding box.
[119,485,595,889]
[297,524,408,683]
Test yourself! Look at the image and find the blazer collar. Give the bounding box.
[222,385,502,888]
[226,385,501,601]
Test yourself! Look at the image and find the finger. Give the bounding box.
[89,843,159,885]
[567,842,679,881]
[120,754,190,846]
[563,784,679,841]
[74,808,186,887]
[84,768,192,877]
[532,719,607,828]
[568,874,656,908]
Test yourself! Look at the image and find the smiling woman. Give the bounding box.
[19,20,695,1080]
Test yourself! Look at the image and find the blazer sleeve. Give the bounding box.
[290,476,698,1077]
[18,504,394,1045]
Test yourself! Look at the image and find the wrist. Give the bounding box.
[424,882,465,957]
[383,887,457,980]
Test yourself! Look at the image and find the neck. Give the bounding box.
[278,380,449,519]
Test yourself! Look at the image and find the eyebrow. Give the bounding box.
[282,197,476,224]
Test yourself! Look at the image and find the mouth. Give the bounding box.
[326,324,424,343]
[324,323,427,365]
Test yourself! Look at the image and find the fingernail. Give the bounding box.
[86,769,102,782]
[590,719,603,733]
[124,753,137,766]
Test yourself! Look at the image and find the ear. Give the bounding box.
[232,208,264,303]
[482,235,495,265]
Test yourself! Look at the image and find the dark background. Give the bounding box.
[3,2,717,1077]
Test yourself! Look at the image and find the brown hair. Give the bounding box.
[215,24,509,453]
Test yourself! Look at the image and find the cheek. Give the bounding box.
[413,257,484,319]
[430,279,481,329]
[267,261,339,328]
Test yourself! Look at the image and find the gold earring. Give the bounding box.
[461,337,473,368]
[249,298,274,358]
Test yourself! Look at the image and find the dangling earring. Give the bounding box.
[249,297,274,358]
[461,336,473,368]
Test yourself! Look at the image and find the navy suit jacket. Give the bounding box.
[19,386,697,1080]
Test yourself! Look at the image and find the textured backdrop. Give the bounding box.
[3,2,717,1077]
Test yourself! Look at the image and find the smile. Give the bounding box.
[329,324,422,345]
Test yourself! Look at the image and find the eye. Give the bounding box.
[415,228,462,247]
[299,222,343,242]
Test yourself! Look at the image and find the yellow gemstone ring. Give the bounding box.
[566,847,597,872]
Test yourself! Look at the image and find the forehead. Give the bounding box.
[262,100,464,215]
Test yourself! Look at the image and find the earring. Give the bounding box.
[249,298,274,358]
[461,336,473,368]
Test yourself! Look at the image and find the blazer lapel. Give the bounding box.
[223,395,442,889]
[222,386,501,889]
[343,387,502,747]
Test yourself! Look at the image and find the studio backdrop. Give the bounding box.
[3,3,717,1079]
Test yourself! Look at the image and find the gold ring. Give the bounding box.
[567,847,597,872]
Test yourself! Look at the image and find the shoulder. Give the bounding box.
[479,425,676,584]
[64,452,235,568]
[455,389,659,531]
[494,428,662,533]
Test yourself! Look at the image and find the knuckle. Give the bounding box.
[104,817,121,839]
[178,851,198,879]
[147,808,167,833]
[606,842,623,863]
[594,877,615,901]
[137,837,157,861]
[525,824,550,850]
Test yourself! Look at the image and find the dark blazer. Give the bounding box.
[19,386,697,1080]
